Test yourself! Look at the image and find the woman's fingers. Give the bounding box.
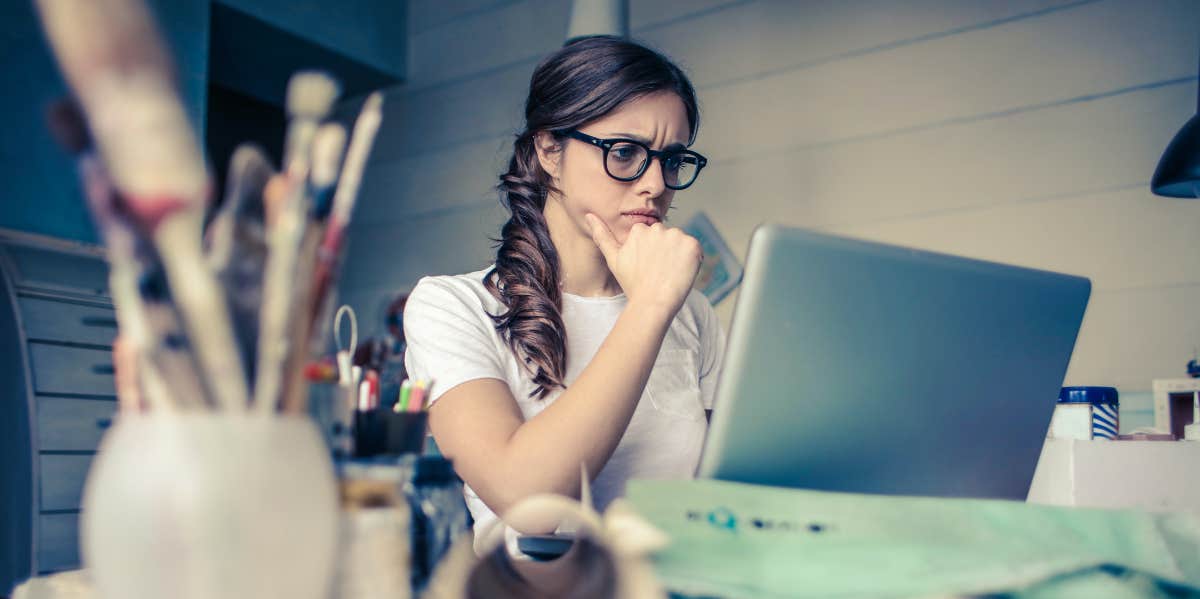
[585,214,702,316]
[585,213,620,263]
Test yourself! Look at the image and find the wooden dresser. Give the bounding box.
[0,229,115,593]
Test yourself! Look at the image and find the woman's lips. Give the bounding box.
[622,213,660,225]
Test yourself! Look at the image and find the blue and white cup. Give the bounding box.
[1050,386,1119,440]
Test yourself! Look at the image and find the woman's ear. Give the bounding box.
[533,131,563,180]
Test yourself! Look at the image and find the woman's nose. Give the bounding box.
[634,156,668,197]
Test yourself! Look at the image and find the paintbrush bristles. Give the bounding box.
[283,72,340,172]
[286,72,340,120]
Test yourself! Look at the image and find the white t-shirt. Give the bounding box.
[402,266,725,543]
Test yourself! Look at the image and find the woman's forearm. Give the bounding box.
[487,298,675,512]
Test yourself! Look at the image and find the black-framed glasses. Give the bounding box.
[559,129,708,190]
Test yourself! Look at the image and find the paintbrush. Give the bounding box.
[278,124,347,414]
[253,72,340,414]
[36,0,250,411]
[306,92,384,353]
[45,99,209,412]
[205,144,276,388]
[308,124,347,220]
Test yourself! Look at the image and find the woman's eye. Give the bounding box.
[611,147,637,161]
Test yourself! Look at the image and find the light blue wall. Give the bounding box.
[221,0,407,75]
[0,1,209,244]
[0,0,404,244]
[340,0,1200,397]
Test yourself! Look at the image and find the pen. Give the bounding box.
[408,379,430,413]
[357,379,371,412]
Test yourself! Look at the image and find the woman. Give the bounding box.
[403,36,725,550]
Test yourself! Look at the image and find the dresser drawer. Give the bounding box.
[38,398,115,451]
[19,297,117,347]
[4,244,108,299]
[38,513,80,573]
[28,343,115,397]
[40,455,94,512]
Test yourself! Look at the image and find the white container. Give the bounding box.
[336,507,412,599]
[334,459,414,599]
[1048,387,1118,440]
[81,414,339,599]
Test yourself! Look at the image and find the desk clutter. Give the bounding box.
[1036,385,1200,518]
[29,0,466,597]
[1049,384,1200,442]
[40,27,380,416]
[14,462,672,599]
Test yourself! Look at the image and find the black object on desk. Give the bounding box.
[353,410,427,457]
[516,534,576,561]
[408,456,470,591]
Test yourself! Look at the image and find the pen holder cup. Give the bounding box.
[354,410,429,457]
[80,413,339,599]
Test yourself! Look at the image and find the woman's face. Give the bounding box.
[537,91,692,245]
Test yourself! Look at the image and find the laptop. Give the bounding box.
[696,224,1091,500]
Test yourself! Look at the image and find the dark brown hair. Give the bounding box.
[484,36,700,398]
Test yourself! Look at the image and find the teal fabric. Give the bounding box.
[625,479,1200,599]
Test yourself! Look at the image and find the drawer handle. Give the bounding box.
[81,316,118,328]
[91,364,116,375]
[96,418,112,430]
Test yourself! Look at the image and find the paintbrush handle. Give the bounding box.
[254,175,314,414]
[278,225,326,414]
[38,0,249,411]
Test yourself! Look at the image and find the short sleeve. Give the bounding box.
[696,294,726,410]
[403,277,508,405]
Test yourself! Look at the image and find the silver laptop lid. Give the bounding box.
[697,225,1091,500]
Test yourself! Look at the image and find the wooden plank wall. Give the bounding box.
[337,0,1200,402]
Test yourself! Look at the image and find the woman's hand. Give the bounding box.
[585,213,702,318]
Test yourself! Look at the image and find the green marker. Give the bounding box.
[396,380,413,413]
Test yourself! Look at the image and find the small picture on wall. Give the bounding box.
[682,211,743,305]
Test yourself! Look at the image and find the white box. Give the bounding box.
[1027,437,1200,516]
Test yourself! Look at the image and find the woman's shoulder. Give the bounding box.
[664,288,721,343]
[680,288,718,322]
[407,265,504,316]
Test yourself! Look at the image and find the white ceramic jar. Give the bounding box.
[80,414,339,599]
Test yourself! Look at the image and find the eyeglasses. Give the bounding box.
[558,129,708,190]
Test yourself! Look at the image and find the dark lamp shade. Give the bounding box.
[1151,112,1200,197]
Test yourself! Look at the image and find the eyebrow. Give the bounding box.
[608,131,688,151]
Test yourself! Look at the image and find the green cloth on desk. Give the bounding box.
[625,479,1200,599]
